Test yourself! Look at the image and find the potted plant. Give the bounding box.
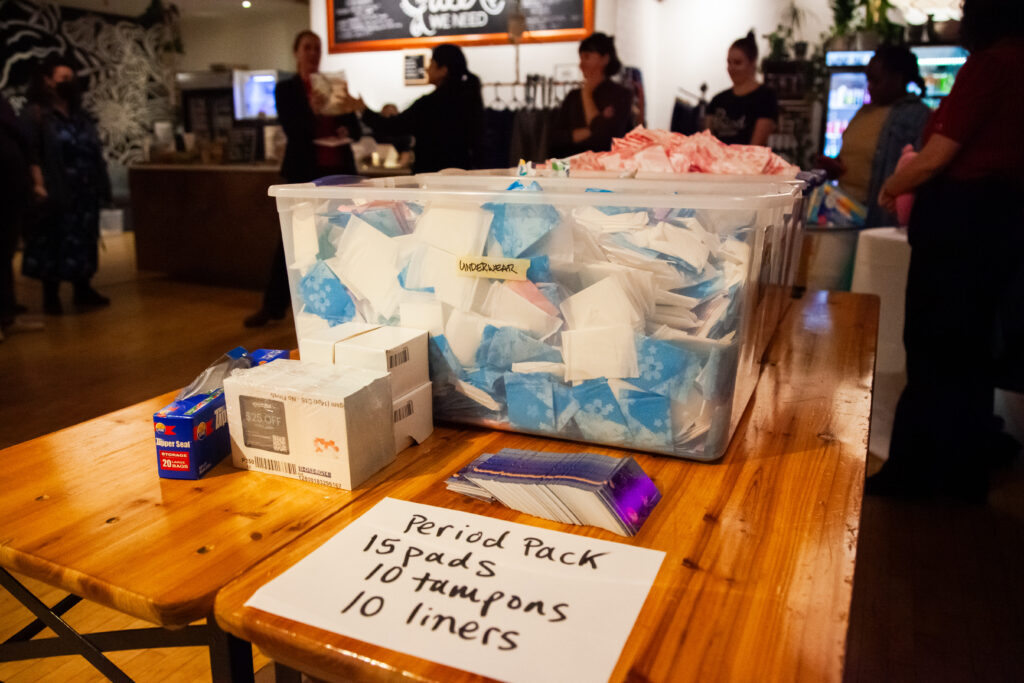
[784,2,810,59]
[851,0,905,48]
[828,0,857,49]
[764,24,793,62]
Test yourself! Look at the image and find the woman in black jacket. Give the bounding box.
[245,30,361,328]
[348,44,483,173]
[275,30,361,183]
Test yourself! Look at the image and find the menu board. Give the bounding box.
[327,0,593,53]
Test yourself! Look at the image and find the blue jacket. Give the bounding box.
[866,95,931,227]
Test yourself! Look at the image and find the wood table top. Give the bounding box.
[0,388,418,627]
[213,290,879,683]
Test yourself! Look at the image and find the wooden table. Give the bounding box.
[0,390,385,681]
[214,290,879,683]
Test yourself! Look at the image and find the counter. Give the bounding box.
[129,163,283,290]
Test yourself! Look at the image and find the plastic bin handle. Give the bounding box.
[313,174,364,186]
[796,169,827,192]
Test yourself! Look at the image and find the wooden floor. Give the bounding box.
[1,237,1023,682]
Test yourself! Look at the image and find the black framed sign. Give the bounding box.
[403,50,430,85]
[326,0,594,54]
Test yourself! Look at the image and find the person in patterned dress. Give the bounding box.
[20,55,111,315]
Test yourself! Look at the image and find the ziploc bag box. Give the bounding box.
[335,326,429,398]
[250,348,290,365]
[269,173,797,461]
[393,381,433,454]
[154,389,229,479]
[223,359,394,490]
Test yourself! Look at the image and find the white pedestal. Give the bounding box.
[851,228,911,459]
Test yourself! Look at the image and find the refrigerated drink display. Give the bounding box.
[911,45,968,109]
[823,71,870,158]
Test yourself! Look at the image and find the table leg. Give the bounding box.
[0,568,133,682]
[207,617,255,683]
[5,593,82,642]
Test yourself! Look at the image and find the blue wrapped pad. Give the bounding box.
[298,261,356,322]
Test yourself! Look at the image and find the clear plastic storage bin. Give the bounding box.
[269,174,798,460]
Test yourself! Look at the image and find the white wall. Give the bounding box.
[624,0,833,131]
[178,6,309,72]
[305,0,831,129]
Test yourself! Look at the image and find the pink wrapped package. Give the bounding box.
[895,144,917,227]
[563,126,798,177]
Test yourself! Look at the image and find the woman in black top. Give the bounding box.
[349,44,482,173]
[705,31,778,146]
[549,32,633,158]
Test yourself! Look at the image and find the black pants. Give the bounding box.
[889,176,1024,485]
[259,239,291,317]
[0,204,23,323]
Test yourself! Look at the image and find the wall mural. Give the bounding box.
[0,0,181,192]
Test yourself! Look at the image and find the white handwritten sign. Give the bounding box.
[245,497,664,683]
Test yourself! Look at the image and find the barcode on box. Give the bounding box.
[249,455,297,475]
[388,347,410,369]
[394,400,414,423]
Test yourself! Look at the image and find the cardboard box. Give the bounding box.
[393,382,433,454]
[297,322,380,365]
[223,359,395,490]
[334,326,429,398]
[154,389,230,479]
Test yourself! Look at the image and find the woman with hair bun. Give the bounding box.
[549,32,633,158]
[347,43,483,173]
[705,31,778,146]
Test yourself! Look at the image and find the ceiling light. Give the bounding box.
[242,1,252,8]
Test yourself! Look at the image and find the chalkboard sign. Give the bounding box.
[326,0,593,54]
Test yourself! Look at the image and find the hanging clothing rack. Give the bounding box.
[481,76,579,110]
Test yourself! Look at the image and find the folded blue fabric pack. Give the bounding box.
[446,448,662,537]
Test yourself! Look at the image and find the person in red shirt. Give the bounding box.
[869,0,1024,501]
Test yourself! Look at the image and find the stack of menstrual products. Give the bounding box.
[560,126,799,176]
[270,137,797,461]
[446,449,661,537]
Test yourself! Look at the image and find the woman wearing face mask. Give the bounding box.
[705,31,778,146]
[19,55,111,315]
[549,32,632,158]
[346,43,483,173]
[245,29,362,328]
[816,45,930,227]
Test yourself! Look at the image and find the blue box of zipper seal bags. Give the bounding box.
[154,389,230,479]
[154,348,289,479]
